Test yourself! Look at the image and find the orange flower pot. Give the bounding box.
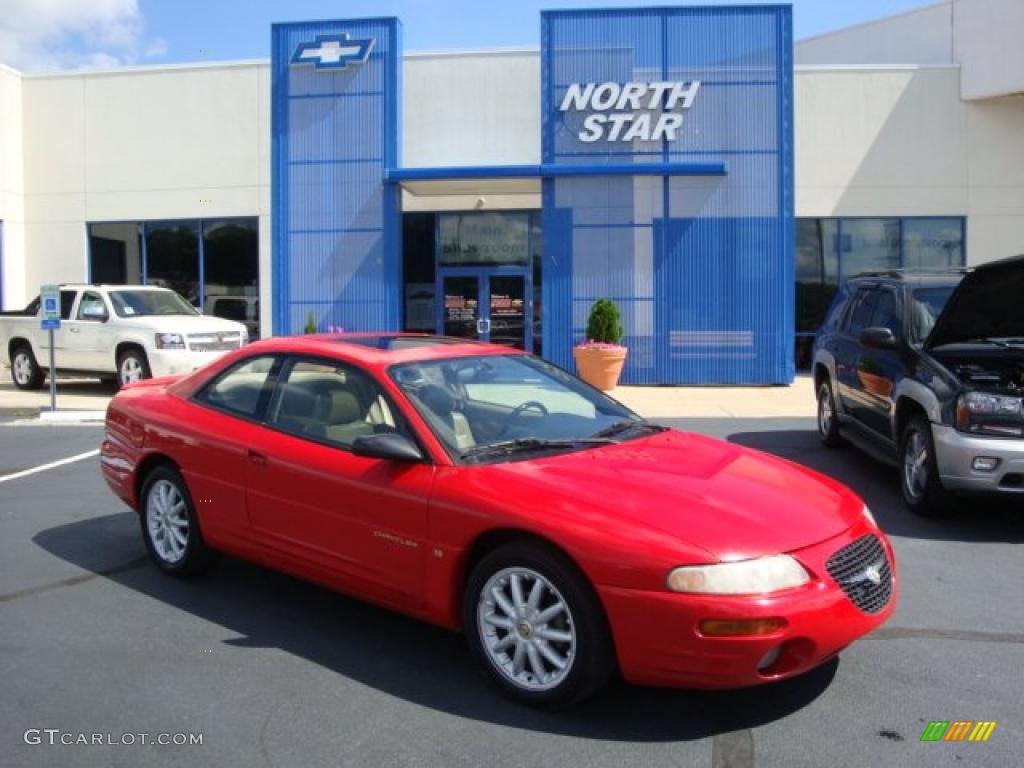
[573,345,628,390]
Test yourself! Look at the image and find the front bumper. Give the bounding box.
[597,522,897,689]
[932,424,1024,494]
[147,348,237,378]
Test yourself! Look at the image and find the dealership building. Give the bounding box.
[1,0,1023,384]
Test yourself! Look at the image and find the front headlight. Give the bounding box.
[667,554,810,595]
[955,391,1023,436]
[155,332,186,350]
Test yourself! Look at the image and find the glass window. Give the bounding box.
[203,219,259,339]
[145,221,200,306]
[59,290,76,320]
[840,219,901,278]
[869,288,900,335]
[268,359,405,450]
[199,356,278,419]
[88,223,142,284]
[391,354,639,461]
[402,213,437,332]
[910,286,956,341]
[847,289,879,335]
[76,291,108,322]
[439,212,529,266]
[903,218,964,270]
[109,289,199,318]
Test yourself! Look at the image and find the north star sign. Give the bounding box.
[559,80,701,142]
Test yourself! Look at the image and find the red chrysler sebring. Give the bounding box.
[100,334,896,707]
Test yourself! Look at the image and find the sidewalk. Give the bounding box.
[0,369,815,421]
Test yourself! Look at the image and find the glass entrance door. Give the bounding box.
[438,270,530,350]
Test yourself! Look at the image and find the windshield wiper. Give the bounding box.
[592,419,666,439]
[461,436,615,461]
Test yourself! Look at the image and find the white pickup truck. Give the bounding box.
[1,284,248,389]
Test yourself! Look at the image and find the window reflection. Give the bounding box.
[146,221,200,305]
[204,219,259,338]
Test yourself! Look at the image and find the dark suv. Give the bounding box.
[812,255,1024,515]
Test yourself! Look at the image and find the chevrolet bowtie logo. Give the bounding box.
[291,33,374,70]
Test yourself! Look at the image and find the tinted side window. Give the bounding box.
[198,356,279,419]
[267,358,407,450]
[847,289,879,335]
[60,291,77,320]
[869,289,900,336]
[821,284,852,332]
[76,291,108,321]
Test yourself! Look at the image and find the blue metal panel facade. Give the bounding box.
[541,7,794,384]
[271,18,401,334]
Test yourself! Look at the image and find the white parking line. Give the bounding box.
[0,449,100,484]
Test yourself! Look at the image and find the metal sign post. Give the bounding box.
[40,284,60,413]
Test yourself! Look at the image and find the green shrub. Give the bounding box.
[303,312,318,334]
[585,298,623,345]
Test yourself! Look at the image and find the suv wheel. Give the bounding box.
[117,348,151,387]
[816,380,843,447]
[11,345,45,390]
[900,415,953,516]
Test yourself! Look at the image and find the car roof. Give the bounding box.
[238,333,525,368]
[844,269,965,288]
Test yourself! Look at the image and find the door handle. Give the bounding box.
[247,450,267,466]
[476,318,490,334]
[68,326,80,333]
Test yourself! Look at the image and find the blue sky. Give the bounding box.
[1,0,934,72]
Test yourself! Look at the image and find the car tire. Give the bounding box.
[140,465,217,576]
[817,379,843,448]
[899,415,953,517]
[463,541,614,709]
[10,344,46,390]
[117,348,152,388]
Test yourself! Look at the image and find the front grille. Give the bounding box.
[188,333,242,352]
[825,534,893,614]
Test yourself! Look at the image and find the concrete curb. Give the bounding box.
[37,410,106,424]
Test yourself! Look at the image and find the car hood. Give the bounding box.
[119,314,247,335]
[926,254,1024,348]
[481,429,863,562]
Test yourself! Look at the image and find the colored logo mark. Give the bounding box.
[291,34,374,70]
[920,721,997,742]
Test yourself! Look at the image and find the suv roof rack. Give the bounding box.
[850,267,969,280]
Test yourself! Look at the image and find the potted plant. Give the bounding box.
[573,298,628,390]
[303,312,318,334]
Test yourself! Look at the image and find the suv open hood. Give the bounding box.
[925,254,1024,349]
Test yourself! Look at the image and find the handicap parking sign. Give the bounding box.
[40,284,61,330]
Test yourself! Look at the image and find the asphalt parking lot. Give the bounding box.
[0,418,1021,768]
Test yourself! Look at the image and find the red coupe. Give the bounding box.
[101,334,896,707]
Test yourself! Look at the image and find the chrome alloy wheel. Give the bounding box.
[120,355,144,385]
[146,479,189,564]
[818,388,833,437]
[477,567,576,692]
[12,351,34,386]
[903,428,928,501]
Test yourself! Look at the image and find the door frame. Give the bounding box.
[436,266,532,350]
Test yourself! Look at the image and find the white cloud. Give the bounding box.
[144,36,168,58]
[0,0,146,72]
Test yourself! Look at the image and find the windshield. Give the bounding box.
[390,354,652,462]
[109,289,199,318]
[911,286,955,342]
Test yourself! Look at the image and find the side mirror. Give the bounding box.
[860,327,900,350]
[352,432,424,462]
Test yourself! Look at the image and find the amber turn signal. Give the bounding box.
[698,617,787,637]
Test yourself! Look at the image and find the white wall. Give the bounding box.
[403,50,540,168]
[795,65,1024,264]
[796,2,953,67]
[13,61,270,325]
[0,65,24,310]
[954,0,1024,100]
